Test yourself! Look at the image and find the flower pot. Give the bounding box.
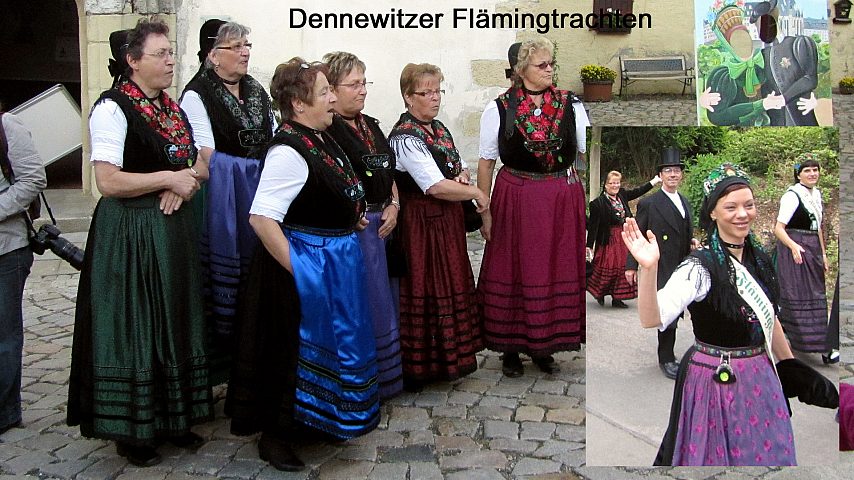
[583,80,614,102]
[840,85,854,95]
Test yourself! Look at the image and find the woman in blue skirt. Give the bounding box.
[227,58,378,472]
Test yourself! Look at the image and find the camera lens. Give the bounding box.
[49,237,85,271]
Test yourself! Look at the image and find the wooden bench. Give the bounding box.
[619,56,695,96]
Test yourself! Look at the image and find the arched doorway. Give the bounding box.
[0,0,82,188]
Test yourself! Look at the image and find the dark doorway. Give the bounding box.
[0,0,82,188]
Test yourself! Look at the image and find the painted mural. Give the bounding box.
[695,0,833,126]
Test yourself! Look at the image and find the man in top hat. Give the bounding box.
[626,147,697,380]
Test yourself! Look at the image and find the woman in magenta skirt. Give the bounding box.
[476,38,590,377]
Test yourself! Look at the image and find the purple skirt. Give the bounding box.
[776,229,828,352]
[357,211,403,399]
[668,344,796,466]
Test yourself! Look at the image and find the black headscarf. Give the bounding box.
[108,29,131,88]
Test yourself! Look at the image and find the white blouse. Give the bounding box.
[89,100,128,168]
[389,134,449,193]
[248,144,309,222]
[777,186,823,226]
[655,258,711,331]
[478,97,590,161]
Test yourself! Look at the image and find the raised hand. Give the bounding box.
[621,217,659,269]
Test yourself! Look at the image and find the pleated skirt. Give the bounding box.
[201,151,262,384]
[398,193,482,382]
[477,167,586,355]
[776,230,828,352]
[68,195,212,445]
[657,344,796,466]
[587,225,637,300]
[357,211,403,399]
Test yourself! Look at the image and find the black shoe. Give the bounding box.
[0,420,21,435]
[258,434,305,472]
[533,355,560,374]
[822,350,840,365]
[502,353,524,378]
[612,299,629,308]
[116,442,162,467]
[402,378,424,393]
[659,361,679,380]
[595,296,605,306]
[168,431,204,449]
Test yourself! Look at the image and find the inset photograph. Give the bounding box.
[585,125,840,466]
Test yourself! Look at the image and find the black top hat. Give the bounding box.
[505,42,521,79]
[108,29,132,83]
[198,19,226,63]
[657,147,684,172]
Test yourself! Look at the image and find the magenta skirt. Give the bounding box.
[477,167,586,356]
[587,225,636,300]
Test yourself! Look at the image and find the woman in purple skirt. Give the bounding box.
[623,163,837,466]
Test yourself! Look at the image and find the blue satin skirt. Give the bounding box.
[285,228,380,439]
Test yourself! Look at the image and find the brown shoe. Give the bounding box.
[258,433,305,472]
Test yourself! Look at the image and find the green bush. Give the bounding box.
[761,147,839,206]
[580,64,617,83]
[840,76,854,89]
[719,127,832,175]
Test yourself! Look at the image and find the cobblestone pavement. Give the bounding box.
[2,95,854,478]
[586,94,697,126]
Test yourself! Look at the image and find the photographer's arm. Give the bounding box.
[0,114,47,222]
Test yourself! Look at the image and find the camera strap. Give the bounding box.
[0,112,52,235]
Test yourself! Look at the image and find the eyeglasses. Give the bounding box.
[531,61,556,70]
[335,80,373,90]
[661,167,682,174]
[144,49,175,60]
[216,43,252,52]
[411,89,444,98]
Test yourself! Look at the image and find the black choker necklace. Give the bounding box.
[522,86,548,96]
[721,239,744,249]
[411,116,432,126]
[337,113,357,121]
[220,77,239,86]
[144,91,160,102]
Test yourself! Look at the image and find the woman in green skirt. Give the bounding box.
[67,19,213,467]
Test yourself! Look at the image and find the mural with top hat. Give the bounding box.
[695,0,833,126]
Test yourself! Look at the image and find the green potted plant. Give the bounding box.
[839,76,854,94]
[580,64,617,102]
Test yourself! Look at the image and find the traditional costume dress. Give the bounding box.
[477,86,589,357]
[654,230,796,466]
[68,79,213,444]
[181,69,275,383]
[227,120,379,440]
[327,113,402,399]
[586,182,654,302]
[388,112,482,383]
[775,182,827,352]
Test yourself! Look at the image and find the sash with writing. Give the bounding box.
[732,259,778,374]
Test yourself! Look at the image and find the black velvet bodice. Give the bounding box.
[327,114,395,204]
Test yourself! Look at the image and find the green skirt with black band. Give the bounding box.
[68,195,212,445]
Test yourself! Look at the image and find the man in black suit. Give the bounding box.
[626,147,697,380]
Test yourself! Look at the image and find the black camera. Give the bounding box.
[30,223,85,271]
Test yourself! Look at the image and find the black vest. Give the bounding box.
[267,122,363,230]
[326,114,395,204]
[785,195,815,230]
[183,70,274,159]
[495,89,577,174]
[97,90,197,174]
